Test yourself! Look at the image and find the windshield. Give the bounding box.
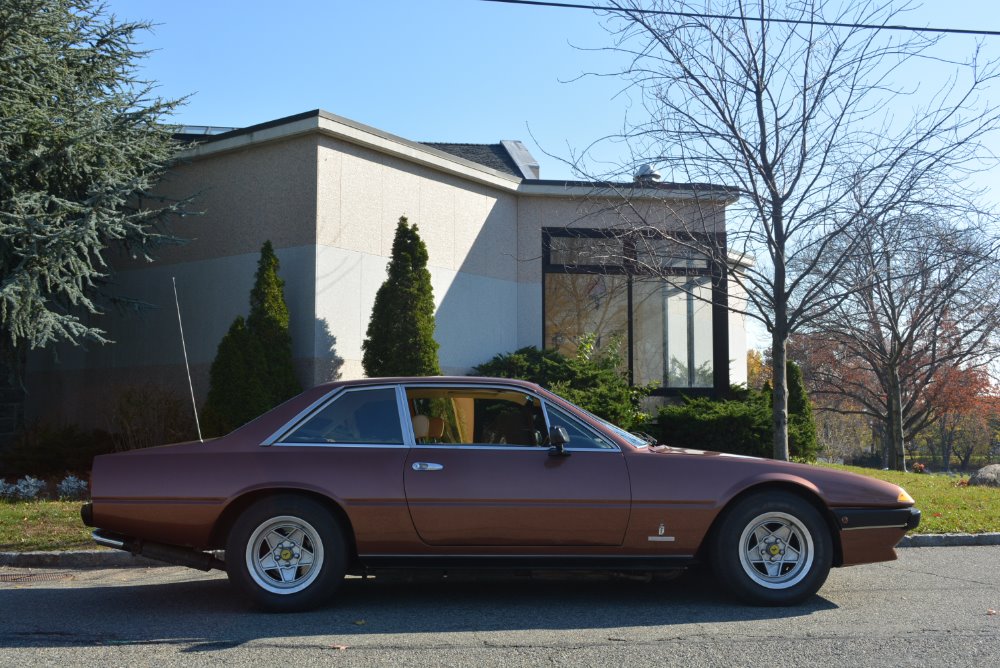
[582,411,653,448]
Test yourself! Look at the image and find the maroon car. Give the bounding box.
[82,377,919,611]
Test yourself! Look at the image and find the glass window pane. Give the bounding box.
[634,237,710,271]
[406,388,546,447]
[284,388,402,444]
[548,235,624,267]
[545,403,615,450]
[544,273,628,358]
[633,277,714,388]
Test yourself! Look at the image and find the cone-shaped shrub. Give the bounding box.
[202,242,301,435]
[362,216,441,376]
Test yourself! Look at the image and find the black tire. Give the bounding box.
[225,495,347,612]
[710,490,832,606]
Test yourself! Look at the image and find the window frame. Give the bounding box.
[266,384,410,448]
[402,382,622,453]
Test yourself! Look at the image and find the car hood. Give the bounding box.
[647,445,911,508]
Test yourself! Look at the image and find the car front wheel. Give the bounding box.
[226,495,347,612]
[711,490,832,606]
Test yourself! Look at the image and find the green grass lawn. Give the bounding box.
[0,501,95,552]
[0,465,997,552]
[818,463,1000,535]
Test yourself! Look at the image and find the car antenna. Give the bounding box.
[173,276,204,443]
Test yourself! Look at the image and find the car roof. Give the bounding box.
[313,376,545,392]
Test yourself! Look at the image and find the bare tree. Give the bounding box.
[796,213,1000,470]
[574,0,1000,459]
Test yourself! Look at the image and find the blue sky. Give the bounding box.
[107,1,1000,184]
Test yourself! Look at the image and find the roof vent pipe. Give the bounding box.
[634,163,662,184]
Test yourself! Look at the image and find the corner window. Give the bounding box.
[543,229,726,393]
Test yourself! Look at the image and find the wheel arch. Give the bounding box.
[210,488,359,567]
[698,481,843,567]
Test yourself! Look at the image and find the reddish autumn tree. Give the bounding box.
[920,365,995,472]
[797,210,1000,470]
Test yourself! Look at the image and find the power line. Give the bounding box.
[481,0,1000,38]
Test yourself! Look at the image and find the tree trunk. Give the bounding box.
[886,366,906,471]
[771,333,790,461]
[0,342,26,451]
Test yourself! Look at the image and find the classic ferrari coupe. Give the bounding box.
[82,376,919,611]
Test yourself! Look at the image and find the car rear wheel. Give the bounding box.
[226,495,347,612]
[711,490,832,606]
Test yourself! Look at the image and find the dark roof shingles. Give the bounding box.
[421,143,522,177]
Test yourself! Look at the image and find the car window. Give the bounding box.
[406,387,546,447]
[544,403,616,450]
[282,387,403,444]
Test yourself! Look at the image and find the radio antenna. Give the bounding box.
[173,277,204,443]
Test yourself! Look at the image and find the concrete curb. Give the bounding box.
[898,533,1000,547]
[0,550,164,569]
[2,534,999,569]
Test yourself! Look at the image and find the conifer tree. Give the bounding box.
[362,217,441,376]
[1,0,185,367]
[248,241,300,401]
[202,242,301,435]
[786,360,819,460]
[201,318,268,435]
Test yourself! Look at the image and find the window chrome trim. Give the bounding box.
[271,443,410,449]
[401,382,621,452]
[266,384,408,447]
[407,444,622,453]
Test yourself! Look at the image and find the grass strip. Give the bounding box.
[0,465,997,552]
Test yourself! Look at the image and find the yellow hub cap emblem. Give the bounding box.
[280,548,294,561]
[769,544,782,556]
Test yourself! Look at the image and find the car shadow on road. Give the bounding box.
[0,568,838,650]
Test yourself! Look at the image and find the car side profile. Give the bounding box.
[82,377,920,611]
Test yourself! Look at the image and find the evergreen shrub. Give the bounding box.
[362,217,441,376]
[202,241,302,436]
[473,335,651,430]
[655,361,820,460]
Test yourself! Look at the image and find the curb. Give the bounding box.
[898,533,1000,547]
[0,550,164,569]
[3,534,1000,569]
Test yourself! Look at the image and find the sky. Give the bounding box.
[104,0,1000,349]
[105,0,1000,183]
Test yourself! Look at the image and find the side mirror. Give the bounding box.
[548,426,571,457]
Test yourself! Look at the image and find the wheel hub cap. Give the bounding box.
[275,542,301,565]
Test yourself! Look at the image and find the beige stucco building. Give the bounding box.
[26,110,746,428]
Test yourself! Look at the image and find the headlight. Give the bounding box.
[897,487,915,504]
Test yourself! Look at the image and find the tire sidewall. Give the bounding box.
[711,491,833,606]
[226,495,347,612]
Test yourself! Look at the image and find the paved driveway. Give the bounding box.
[1,546,997,666]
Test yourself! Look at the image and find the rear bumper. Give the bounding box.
[833,506,921,531]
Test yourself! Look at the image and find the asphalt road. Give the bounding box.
[1,546,997,667]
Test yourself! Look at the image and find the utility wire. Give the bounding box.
[481,0,1000,37]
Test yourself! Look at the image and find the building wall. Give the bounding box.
[25,136,321,427]
[22,124,745,432]
[314,136,522,378]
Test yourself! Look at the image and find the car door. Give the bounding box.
[402,384,631,546]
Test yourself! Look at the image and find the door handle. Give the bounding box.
[411,462,444,471]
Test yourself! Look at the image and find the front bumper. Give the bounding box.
[833,506,921,531]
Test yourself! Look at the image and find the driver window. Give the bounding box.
[406,388,546,447]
